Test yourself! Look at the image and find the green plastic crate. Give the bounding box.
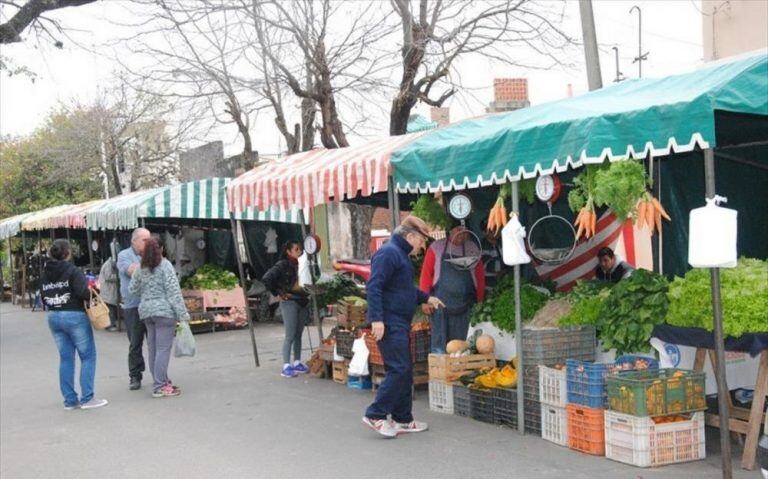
[606,369,707,417]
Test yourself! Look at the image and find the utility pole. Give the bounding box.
[612,46,625,83]
[630,6,649,78]
[579,0,603,91]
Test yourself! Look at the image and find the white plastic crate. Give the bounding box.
[541,404,568,446]
[429,380,454,414]
[604,410,706,467]
[539,365,567,407]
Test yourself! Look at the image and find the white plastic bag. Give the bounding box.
[174,321,196,358]
[501,213,531,266]
[688,195,737,268]
[348,338,369,376]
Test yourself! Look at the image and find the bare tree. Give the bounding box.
[389,0,573,135]
[113,0,263,170]
[246,0,394,149]
[0,0,95,44]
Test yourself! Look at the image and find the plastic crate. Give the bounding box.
[335,330,356,359]
[470,387,495,424]
[347,375,372,390]
[607,369,707,417]
[614,355,659,372]
[453,384,472,417]
[364,332,383,365]
[566,359,619,409]
[521,326,596,366]
[523,365,540,401]
[524,398,542,435]
[567,404,605,456]
[539,365,567,407]
[605,410,706,467]
[411,329,431,363]
[541,404,568,446]
[493,387,518,428]
[429,381,454,414]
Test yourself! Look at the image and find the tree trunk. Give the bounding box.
[317,98,338,149]
[389,92,417,136]
[241,129,254,170]
[347,203,376,260]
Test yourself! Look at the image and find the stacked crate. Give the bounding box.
[604,368,707,467]
[522,326,596,435]
[427,353,495,416]
[538,365,568,446]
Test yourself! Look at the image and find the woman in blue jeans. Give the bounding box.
[41,240,108,410]
[262,240,310,378]
[129,237,190,398]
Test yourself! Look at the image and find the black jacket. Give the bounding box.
[41,260,90,311]
[262,258,307,306]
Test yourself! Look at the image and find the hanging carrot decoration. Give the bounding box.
[634,192,672,235]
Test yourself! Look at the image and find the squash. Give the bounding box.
[446,339,469,355]
[494,368,517,388]
[475,335,495,355]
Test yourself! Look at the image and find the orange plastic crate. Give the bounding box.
[566,404,605,456]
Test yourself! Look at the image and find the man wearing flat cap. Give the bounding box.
[362,216,444,438]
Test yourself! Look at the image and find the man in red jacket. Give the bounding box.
[419,224,485,353]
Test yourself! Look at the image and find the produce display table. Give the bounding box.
[182,288,246,310]
[652,325,768,470]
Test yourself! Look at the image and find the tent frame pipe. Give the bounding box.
[7,237,14,304]
[20,231,28,307]
[704,148,733,479]
[511,181,525,435]
[37,230,43,312]
[229,214,260,368]
[298,209,323,344]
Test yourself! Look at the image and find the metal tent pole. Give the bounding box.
[36,230,43,312]
[299,209,323,344]
[229,214,260,368]
[7,238,14,304]
[704,149,732,479]
[387,176,398,230]
[511,181,525,435]
[20,231,28,307]
[86,229,95,270]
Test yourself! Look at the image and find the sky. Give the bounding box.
[0,0,708,158]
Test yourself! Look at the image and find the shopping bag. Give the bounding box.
[174,321,196,358]
[501,213,531,266]
[348,338,369,376]
[85,289,111,330]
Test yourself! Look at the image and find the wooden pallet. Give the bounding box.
[428,353,496,382]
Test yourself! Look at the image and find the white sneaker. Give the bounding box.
[395,420,428,434]
[362,417,397,438]
[80,398,108,410]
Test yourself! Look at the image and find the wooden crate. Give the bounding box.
[318,341,335,362]
[413,361,429,386]
[332,360,349,384]
[183,296,204,313]
[336,299,367,329]
[428,353,496,382]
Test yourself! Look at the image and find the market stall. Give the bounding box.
[390,52,767,472]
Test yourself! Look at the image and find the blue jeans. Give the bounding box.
[47,310,96,407]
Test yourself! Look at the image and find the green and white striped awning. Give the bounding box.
[141,178,302,224]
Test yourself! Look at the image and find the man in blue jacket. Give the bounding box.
[117,228,150,390]
[363,216,444,438]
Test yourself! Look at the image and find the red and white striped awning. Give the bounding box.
[227,132,425,213]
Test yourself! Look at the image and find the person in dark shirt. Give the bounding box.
[41,239,108,410]
[362,216,444,438]
[595,247,635,283]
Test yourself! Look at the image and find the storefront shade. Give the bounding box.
[20,205,75,232]
[227,132,426,213]
[0,212,34,240]
[141,178,303,224]
[392,52,768,193]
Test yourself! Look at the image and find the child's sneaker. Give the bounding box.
[281,365,298,378]
[292,363,309,374]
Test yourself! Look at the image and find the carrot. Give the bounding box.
[644,200,655,232]
[500,204,508,227]
[636,200,647,229]
[651,197,671,221]
[575,217,585,240]
[654,210,662,235]
[590,209,597,238]
[574,208,585,227]
[494,203,503,234]
[487,205,497,233]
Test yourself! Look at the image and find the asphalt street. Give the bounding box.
[0,303,756,479]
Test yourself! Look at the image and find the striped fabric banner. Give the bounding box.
[0,212,34,239]
[532,211,626,291]
[227,132,426,213]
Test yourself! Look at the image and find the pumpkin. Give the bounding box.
[475,335,495,354]
[446,339,469,355]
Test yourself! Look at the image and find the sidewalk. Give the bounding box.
[0,303,753,479]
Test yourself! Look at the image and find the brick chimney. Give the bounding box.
[430,107,450,127]
[487,78,531,113]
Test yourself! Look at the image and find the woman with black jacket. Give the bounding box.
[262,240,309,378]
[41,240,108,410]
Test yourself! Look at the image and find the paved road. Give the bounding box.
[0,304,756,479]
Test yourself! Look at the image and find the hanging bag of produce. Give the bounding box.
[688,195,737,268]
[174,321,196,358]
[501,213,531,266]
